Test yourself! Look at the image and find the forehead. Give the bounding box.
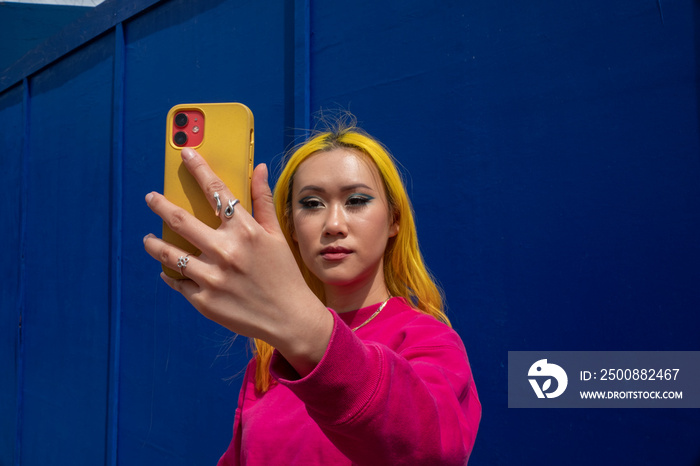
[293,147,383,191]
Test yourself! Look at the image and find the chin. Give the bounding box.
[317,269,379,289]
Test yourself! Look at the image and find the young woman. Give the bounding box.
[143,121,481,464]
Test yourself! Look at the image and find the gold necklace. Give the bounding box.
[352,297,392,332]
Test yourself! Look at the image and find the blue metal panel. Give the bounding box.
[0,83,24,466]
[20,34,115,465]
[308,0,700,464]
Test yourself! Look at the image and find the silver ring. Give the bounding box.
[224,199,239,218]
[177,254,191,277]
[214,192,222,217]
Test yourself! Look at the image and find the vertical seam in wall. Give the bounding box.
[304,0,311,128]
[106,21,125,466]
[294,0,311,135]
[15,77,30,466]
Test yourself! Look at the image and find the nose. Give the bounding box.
[323,203,348,237]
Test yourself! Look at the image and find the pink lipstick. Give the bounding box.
[320,246,352,261]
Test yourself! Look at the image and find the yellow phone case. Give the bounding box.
[162,102,254,278]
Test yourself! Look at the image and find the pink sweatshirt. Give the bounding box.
[218,297,481,465]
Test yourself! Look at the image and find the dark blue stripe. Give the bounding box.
[106,22,125,466]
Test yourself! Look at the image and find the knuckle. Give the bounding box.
[204,271,227,291]
[211,241,245,273]
[159,247,172,264]
[215,244,238,268]
[205,179,227,196]
[237,222,257,241]
[187,156,207,171]
[168,208,189,232]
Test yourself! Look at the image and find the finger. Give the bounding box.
[251,163,283,235]
[160,271,200,295]
[143,230,203,282]
[146,191,216,250]
[180,147,235,215]
[143,232,183,275]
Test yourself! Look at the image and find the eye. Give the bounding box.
[346,194,373,208]
[299,196,324,209]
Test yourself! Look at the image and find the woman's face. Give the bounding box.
[291,148,399,292]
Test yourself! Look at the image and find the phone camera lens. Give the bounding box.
[174,131,188,146]
[174,112,188,127]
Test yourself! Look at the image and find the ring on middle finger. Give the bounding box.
[224,198,239,218]
[213,192,222,217]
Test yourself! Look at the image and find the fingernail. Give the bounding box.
[143,233,152,244]
[145,192,154,203]
[181,147,195,161]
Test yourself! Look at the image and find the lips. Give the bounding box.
[320,246,352,261]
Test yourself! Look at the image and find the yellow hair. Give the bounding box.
[252,125,449,392]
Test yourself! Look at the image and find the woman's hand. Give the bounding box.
[143,148,332,376]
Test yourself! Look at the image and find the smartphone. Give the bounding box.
[162,102,254,278]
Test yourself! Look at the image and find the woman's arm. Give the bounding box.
[270,311,481,465]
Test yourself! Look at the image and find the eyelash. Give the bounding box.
[299,194,374,210]
[346,195,373,208]
[299,197,323,209]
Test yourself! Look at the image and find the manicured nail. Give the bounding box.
[181,147,195,161]
[145,192,154,203]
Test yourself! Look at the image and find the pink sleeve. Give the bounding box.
[270,310,481,465]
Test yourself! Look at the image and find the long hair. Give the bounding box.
[252,121,449,392]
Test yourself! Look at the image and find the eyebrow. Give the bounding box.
[297,183,374,196]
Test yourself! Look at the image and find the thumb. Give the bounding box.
[251,163,282,234]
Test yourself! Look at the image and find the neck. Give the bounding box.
[324,279,391,313]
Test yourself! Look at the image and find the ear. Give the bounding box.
[388,218,399,238]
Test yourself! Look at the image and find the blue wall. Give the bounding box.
[0,2,91,73]
[1,0,699,464]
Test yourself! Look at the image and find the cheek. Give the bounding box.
[362,211,395,239]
